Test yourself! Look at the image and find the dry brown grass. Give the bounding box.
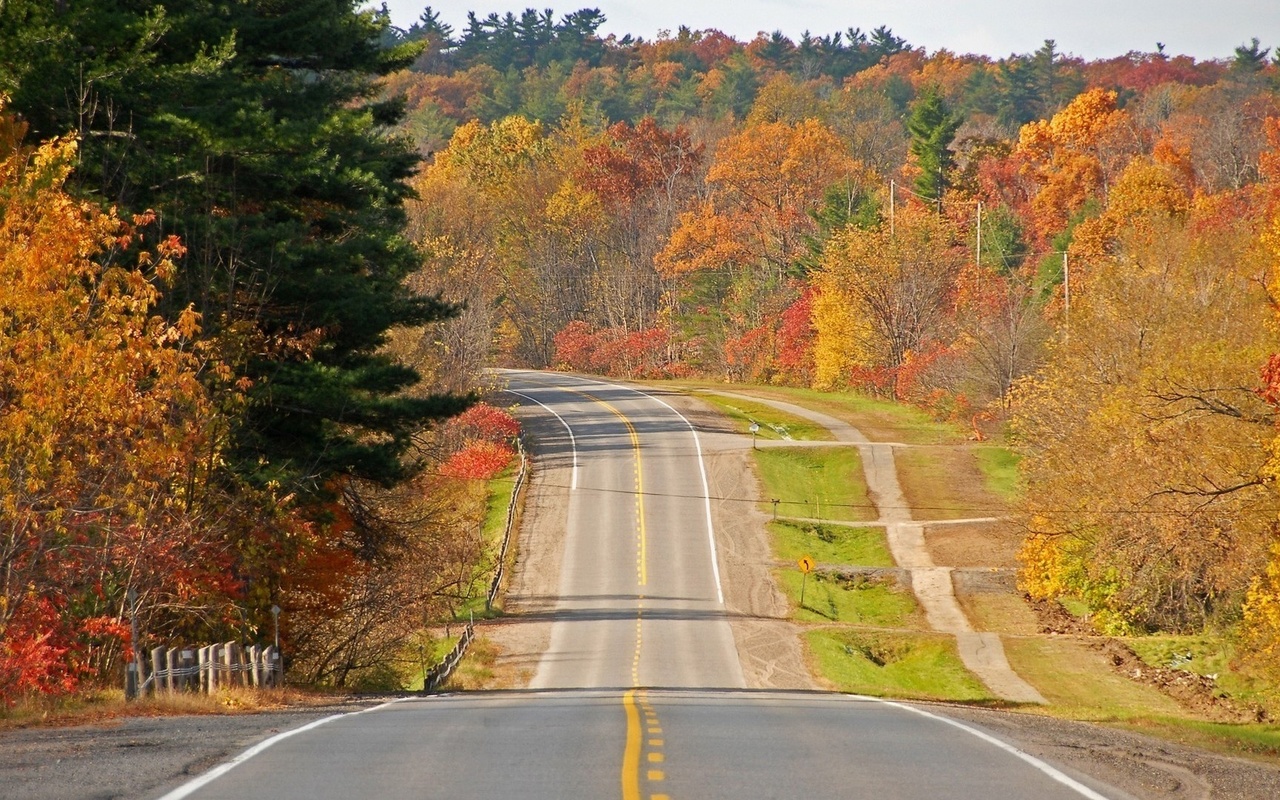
[0,686,352,731]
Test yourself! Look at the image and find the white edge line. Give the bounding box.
[859,695,1114,800]
[155,698,410,800]
[574,377,725,607]
[504,388,579,491]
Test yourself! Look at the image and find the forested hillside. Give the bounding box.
[390,8,1280,674]
[3,0,1280,705]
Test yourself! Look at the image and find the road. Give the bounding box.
[160,370,1128,800]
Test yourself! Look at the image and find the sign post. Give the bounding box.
[798,555,815,608]
[749,421,760,449]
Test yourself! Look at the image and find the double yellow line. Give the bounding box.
[622,688,669,800]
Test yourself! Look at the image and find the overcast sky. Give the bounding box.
[373,0,1278,62]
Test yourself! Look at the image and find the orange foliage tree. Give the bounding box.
[0,115,236,703]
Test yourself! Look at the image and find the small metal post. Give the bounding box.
[772,499,779,520]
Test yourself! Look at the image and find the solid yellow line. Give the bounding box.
[622,689,642,800]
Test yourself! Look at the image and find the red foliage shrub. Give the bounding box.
[451,402,520,441]
[440,441,517,480]
[553,322,674,378]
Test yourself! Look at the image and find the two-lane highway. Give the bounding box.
[513,372,743,691]
[158,370,1129,800]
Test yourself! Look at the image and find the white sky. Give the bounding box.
[374,0,1279,62]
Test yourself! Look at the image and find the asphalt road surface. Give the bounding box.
[159,371,1129,800]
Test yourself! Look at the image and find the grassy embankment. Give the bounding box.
[681,381,1280,757]
[694,386,991,701]
[406,463,522,691]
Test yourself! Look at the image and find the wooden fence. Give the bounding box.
[422,621,474,692]
[129,642,282,698]
[486,437,528,612]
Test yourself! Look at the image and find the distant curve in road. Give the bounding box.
[159,370,1127,800]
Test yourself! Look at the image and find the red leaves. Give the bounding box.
[436,402,521,480]
[440,441,517,480]
[452,402,521,440]
[553,322,673,378]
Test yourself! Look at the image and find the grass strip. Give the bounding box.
[807,628,994,702]
[769,520,894,567]
[778,569,917,626]
[697,392,833,441]
[753,446,874,522]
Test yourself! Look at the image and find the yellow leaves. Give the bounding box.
[0,107,216,544]
[433,116,548,189]
[1070,158,1190,262]
[1243,545,1280,661]
[810,283,871,388]
[543,181,602,241]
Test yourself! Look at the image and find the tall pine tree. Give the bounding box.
[0,0,470,495]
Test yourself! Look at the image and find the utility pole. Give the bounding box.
[975,201,982,267]
[889,179,895,237]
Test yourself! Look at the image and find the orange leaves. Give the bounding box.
[0,109,234,703]
[657,118,861,277]
[1015,88,1136,241]
[655,201,748,275]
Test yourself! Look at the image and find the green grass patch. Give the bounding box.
[779,569,917,626]
[1001,636,1186,721]
[807,628,994,701]
[483,469,517,546]
[697,393,833,441]
[769,520,894,567]
[753,446,874,522]
[1126,634,1280,715]
[738,385,965,445]
[975,445,1021,502]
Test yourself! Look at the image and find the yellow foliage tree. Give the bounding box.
[812,206,964,390]
[1014,209,1277,633]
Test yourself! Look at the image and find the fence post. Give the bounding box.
[150,647,165,698]
[221,642,235,689]
[180,649,195,692]
[164,648,176,694]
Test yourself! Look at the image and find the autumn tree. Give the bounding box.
[1014,88,1139,242]
[0,115,236,703]
[812,205,965,392]
[1014,208,1278,633]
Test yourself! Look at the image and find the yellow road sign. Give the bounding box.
[798,555,816,574]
